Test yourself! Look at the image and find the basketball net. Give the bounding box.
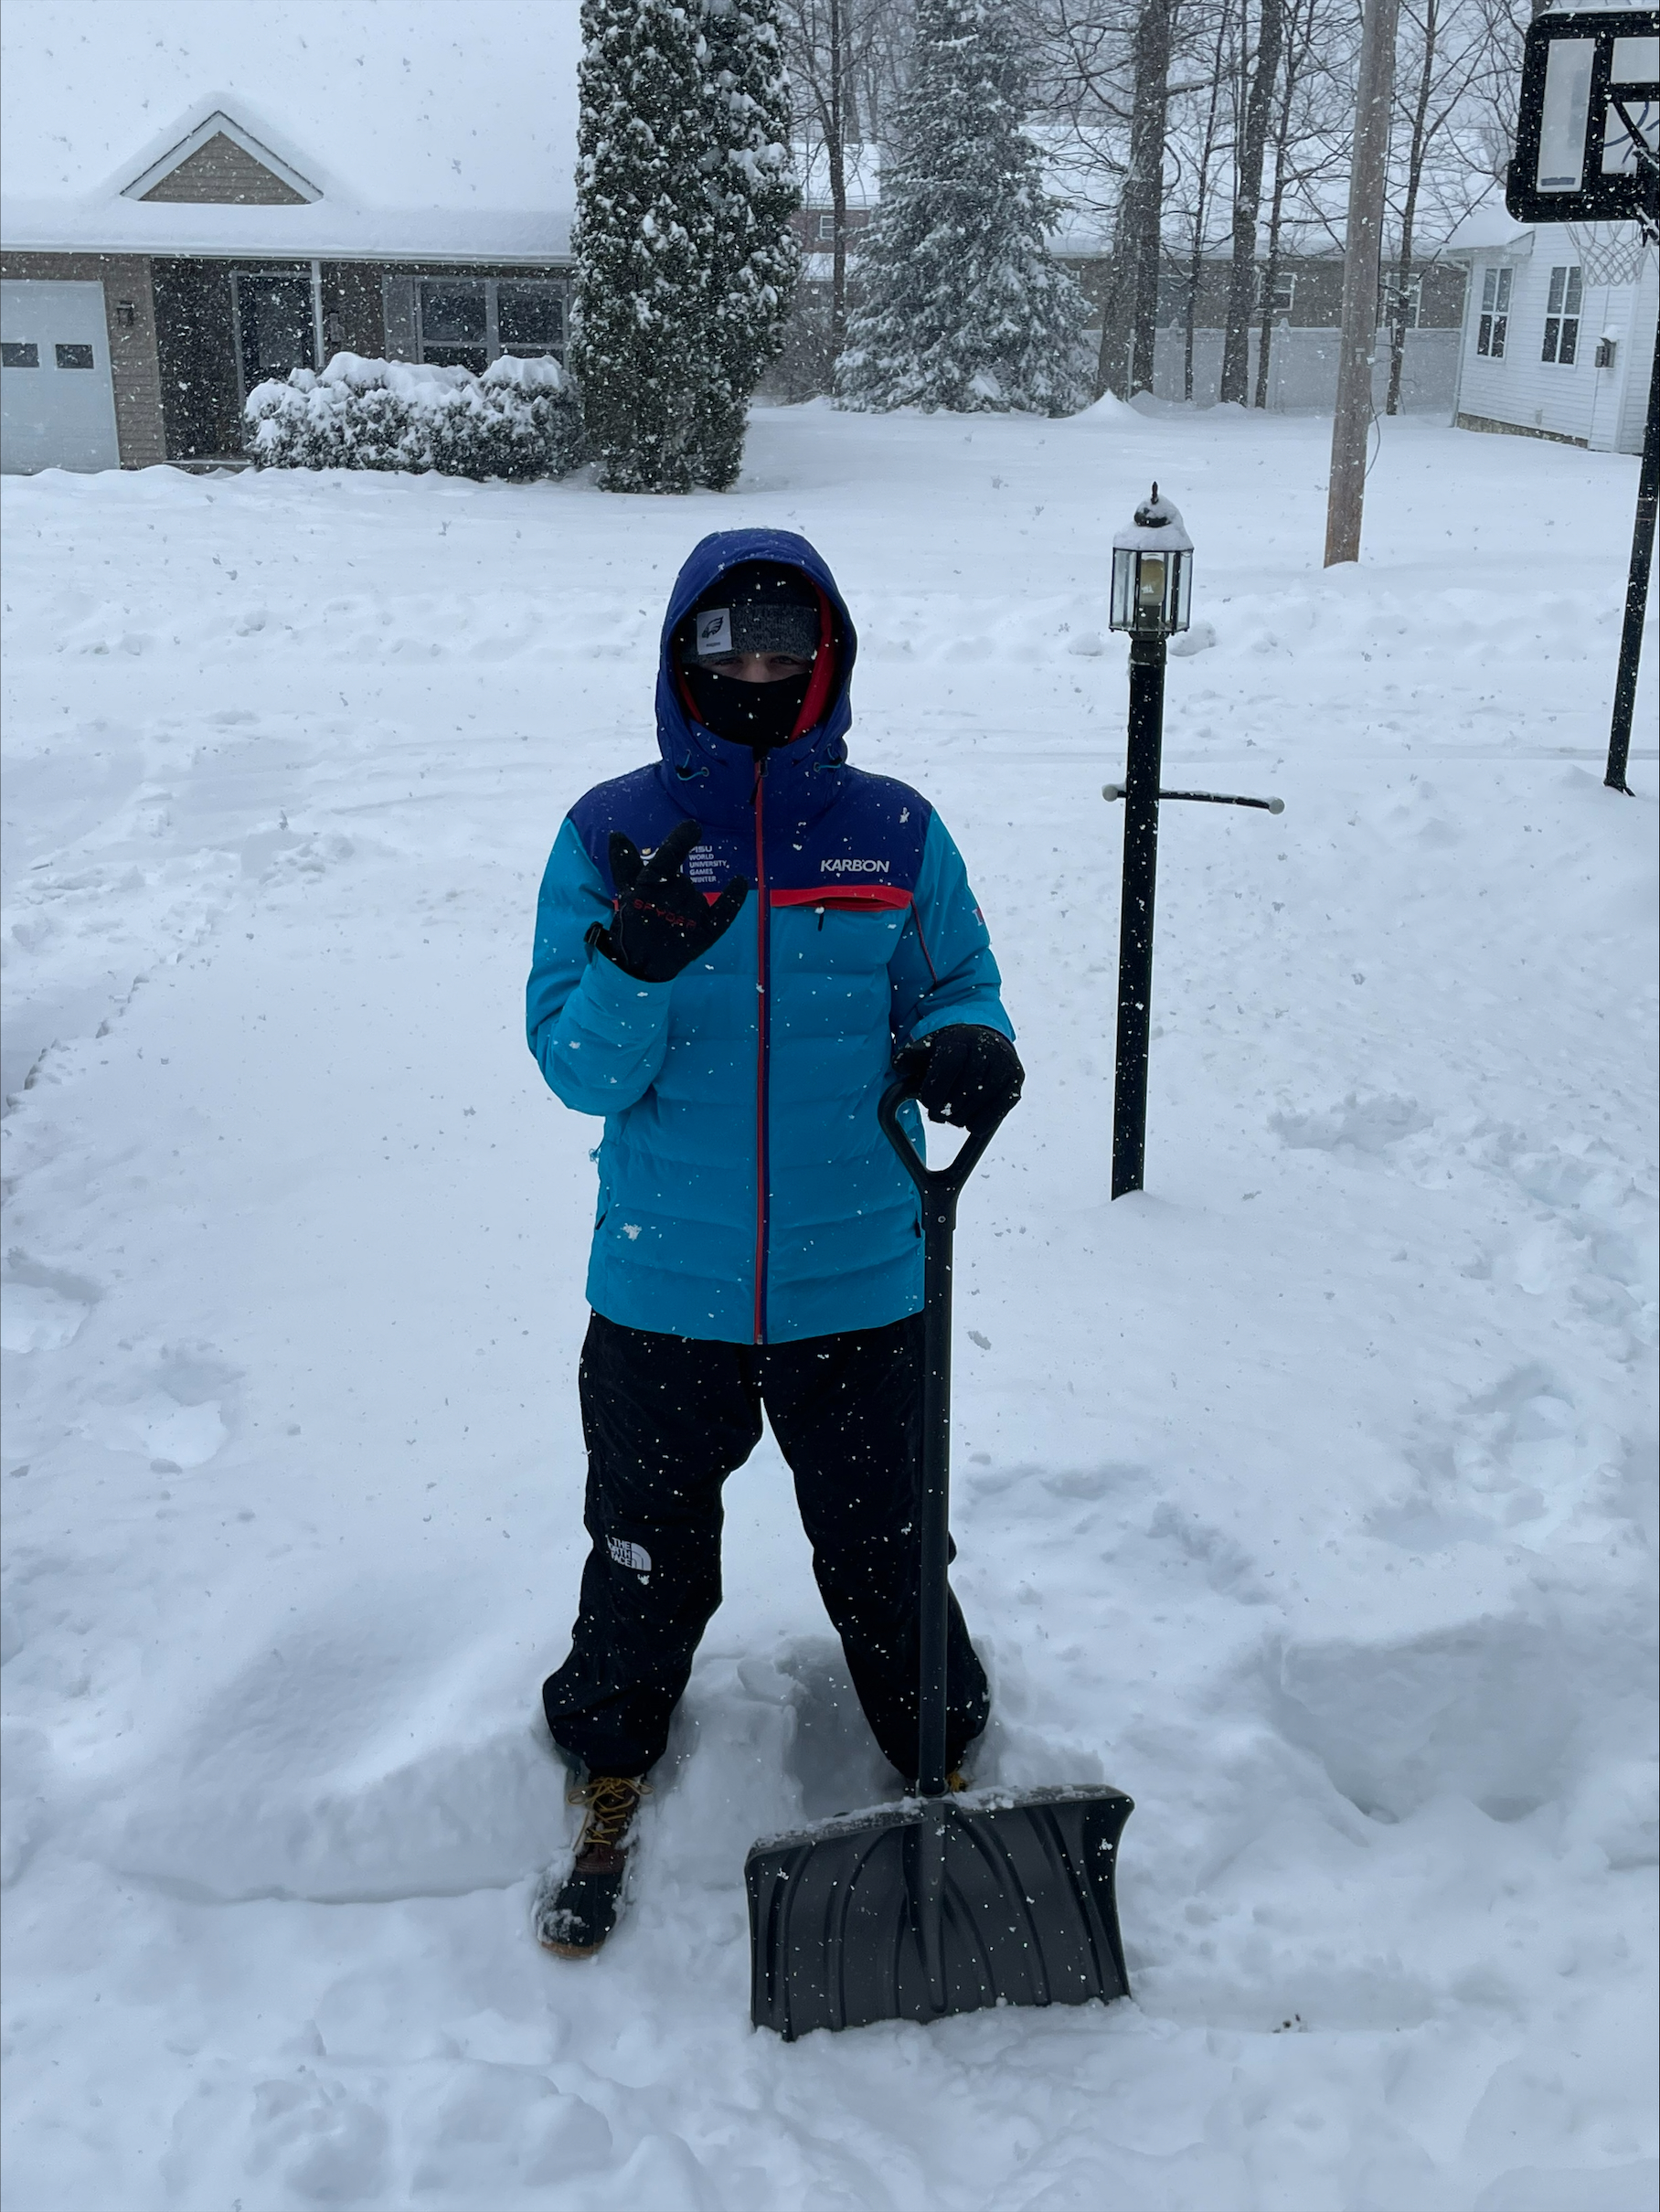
[1563,220,1653,288]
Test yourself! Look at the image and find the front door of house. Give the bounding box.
[0,280,120,473]
[233,271,316,397]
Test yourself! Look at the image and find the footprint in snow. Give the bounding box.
[84,1345,239,1470]
[1270,1092,1432,1156]
[0,1256,100,1354]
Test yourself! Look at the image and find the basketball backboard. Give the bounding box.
[1506,8,1659,228]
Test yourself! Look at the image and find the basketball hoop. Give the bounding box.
[1564,218,1654,284]
[1506,6,1658,803]
[1506,9,1658,229]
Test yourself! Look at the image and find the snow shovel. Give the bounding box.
[745,1075,1133,2040]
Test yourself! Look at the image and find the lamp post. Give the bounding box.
[1108,485,1192,1200]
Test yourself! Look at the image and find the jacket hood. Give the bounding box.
[654,528,859,832]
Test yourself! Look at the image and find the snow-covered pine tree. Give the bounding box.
[835,0,1089,416]
[702,0,801,418]
[571,0,730,492]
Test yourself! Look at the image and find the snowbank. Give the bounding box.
[245,352,584,482]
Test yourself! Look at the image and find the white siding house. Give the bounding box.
[1448,206,1656,455]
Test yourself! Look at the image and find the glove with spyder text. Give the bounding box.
[898,1025,1025,1131]
[590,817,750,984]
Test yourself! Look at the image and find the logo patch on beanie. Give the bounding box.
[695,608,731,655]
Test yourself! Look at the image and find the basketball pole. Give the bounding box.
[1605,288,1658,796]
[1325,0,1400,568]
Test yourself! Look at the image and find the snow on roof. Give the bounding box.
[1444,193,1538,256]
[120,108,325,205]
[0,0,579,261]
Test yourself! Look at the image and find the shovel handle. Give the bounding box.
[877,1078,1012,1202]
[878,1072,1013,1803]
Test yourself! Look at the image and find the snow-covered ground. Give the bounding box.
[2,401,1655,2212]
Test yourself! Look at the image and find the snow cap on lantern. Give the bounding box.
[1110,484,1194,637]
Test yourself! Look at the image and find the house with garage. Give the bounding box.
[1,92,577,473]
[1445,202,1656,454]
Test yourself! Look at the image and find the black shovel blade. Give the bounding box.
[746,1785,1133,2040]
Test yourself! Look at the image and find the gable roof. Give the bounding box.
[122,109,322,206]
[0,5,579,263]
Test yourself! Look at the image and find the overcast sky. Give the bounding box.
[0,0,581,210]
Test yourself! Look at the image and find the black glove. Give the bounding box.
[591,818,749,983]
[898,1025,1024,1131]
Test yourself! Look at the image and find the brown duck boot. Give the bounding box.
[533,1775,649,1958]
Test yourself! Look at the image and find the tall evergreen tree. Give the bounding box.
[571,0,800,494]
[835,0,1088,415]
[572,0,726,492]
[704,0,802,405]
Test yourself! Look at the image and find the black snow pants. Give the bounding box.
[542,1309,990,1783]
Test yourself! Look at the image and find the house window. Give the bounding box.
[420,280,487,374]
[816,212,837,241]
[1256,269,1296,318]
[1385,274,1422,328]
[1,341,40,367]
[1541,265,1582,364]
[55,343,96,369]
[496,282,564,356]
[1476,266,1511,357]
[416,279,565,371]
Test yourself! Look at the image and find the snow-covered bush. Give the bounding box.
[835,0,1089,417]
[244,354,584,481]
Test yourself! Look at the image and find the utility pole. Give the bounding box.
[1325,0,1399,566]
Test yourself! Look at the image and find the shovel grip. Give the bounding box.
[877,1078,1012,1203]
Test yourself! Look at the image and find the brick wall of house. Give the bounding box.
[0,250,165,465]
[792,207,876,250]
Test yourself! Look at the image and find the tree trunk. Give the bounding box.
[1097,0,1176,399]
[828,0,848,360]
[1218,0,1286,406]
[1094,257,1131,400]
[1326,0,1401,564]
[1184,0,1234,403]
[1252,175,1288,411]
[1386,0,1436,416]
[1127,0,1176,396]
[1182,230,1202,401]
[1252,0,1305,409]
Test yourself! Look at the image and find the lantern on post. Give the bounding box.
[1101,487,1282,1199]
[1109,484,1194,638]
[1106,485,1191,1201]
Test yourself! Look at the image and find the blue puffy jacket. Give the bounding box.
[527,527,1013,1345]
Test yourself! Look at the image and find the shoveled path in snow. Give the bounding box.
[2,402,1655,2212]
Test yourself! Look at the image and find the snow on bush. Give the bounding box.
[244,353,584,481]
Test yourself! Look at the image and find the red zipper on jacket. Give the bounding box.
[752,753,771,1345]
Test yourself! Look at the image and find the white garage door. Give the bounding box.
[1,280,121,473]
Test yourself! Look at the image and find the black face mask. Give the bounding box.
[681,662,814,750]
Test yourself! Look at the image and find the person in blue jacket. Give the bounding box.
[526,527,1023,1956]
